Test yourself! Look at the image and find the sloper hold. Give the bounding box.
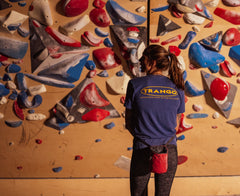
[201,70,237,119]
[229,45,240,66]
[82,108,110,121]
[189,42,225,68]
[1,10,28,34]
[37,53,89,83]
[63,0,89,17]
[15,73,27,91]
[47,77,120,127]
[198,31,223,52]
[29,0,53,26]
[223,28,240,46]
[227,117,240,126]
[0,36,28,59]
[220,60,236,77]
[13,100,24,120]
[157,15,181,36]
[106,73,131,94]
[0,82,10,97]
[214,7,240,25]
[106,0,147,25]
[5,120,22,127]
[93,47,121,70]
[90,8,110,27]
[222,0,240,6]
[0,0,12,10]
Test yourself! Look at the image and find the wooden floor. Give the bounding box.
[0,176,240,196]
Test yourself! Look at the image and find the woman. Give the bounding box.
[124,44,185,196]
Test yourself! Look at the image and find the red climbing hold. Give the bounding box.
[80,82,110,108]
[214,7,240,25]
[13,101,24,120]
[178,155,188,165]
[75,155,83,160]
[63,0,89,17]
[223,28,240,46]
[93,0,106,8]
[81,108,110,121]
[35,139,42,144]
[168,45,181,56]
[210,78,230,101]
[89,8,110,27]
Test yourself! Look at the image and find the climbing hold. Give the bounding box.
[116,70,124,77]
[179,31,196,49]
[85,60,96,70]
[127,147,133,151]
[198,31,223,52]
[214,7,240,25]
[0,82,10,97]
[210,78,229,101]
[45,26,81,47]
[8,91,18,100]
[220,60,236,77]
[192,104,203,112]
[87,70,97,78]
[93,0,105,8]
[212,112,220,119]
[223,28,240,46]
[89,8,110,27]
[15,73,27,91]
[183,13,206,25]
[75,155,83,160]
[204,21,213,28]
[28,84,47,96]
[17,166,23,170]
[59,15,90,36]
[63,0,89,17]
[3,73,11,81]
[106,0,146,25]
[229,45,240,66]
[189,42,225,68]
[26,113,46,120]
[35,139,42,144]
[161,35,181,45]
[0,37,28,59]
[185,80,205,96]
[52,167,62,173]
[205,0,220,7]
[95,28,109,37]
[177,113,193,134]
[6,64,21,73]
[81,31,103,46]
[208,64,219,73]
[178,155,188,165]
[103,37,113,48]
[217,147,228,153]
[28,110,35,114]
[97,70,109,77]
[80,82,110,108]
[5,120,22,127]
[93,47,121,70]
[6,81,16,90]
[0,0,12,10]
[168,45,181,56]
[201,70,237,119]
[29,0,53,26]
[106,73,131,94]
[0,97,7,105]
[149,37,160,43]
[95,139,102,142]
[104,122,115,129]
[13,101,24,120]
[222,0,240,6]
[151,5,169,12]
[186,113,208,119]
[82,108,110,121]
[18,1,27,7]
[17,26,29,37]
[177,135,185,141]
[157,14,181,36]
[17,91,42,109]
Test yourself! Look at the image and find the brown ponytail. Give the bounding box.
[142,44,185,90]
[168,52,185,90]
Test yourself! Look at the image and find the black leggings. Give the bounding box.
[130,145,178,196]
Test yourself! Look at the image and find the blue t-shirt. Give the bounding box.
[124,75,185,149]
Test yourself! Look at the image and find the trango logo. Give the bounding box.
[141,86,178,97]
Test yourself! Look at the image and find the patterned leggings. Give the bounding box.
[130,145,178,196]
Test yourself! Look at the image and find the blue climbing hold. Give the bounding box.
[116,70,124,77]
[208,64,219,73]
[52,166,62,173]
[6,64,21,73]
[0,82,10,96]
[95,28,109,37]
[5,120,22,127]
[3,73,12,81]
[127,147,133,151]
[186,113,208,119]
[65,95,74,109]
[28,109,35,114]
[103,37,113,47]
[104,122,115,129]
[16,73,27,91]
[17,91,42,108]
[85,60,96,70]
[95,139,102,142]
[151,5,169,12]
[185,80,205,96]
[177,135,185,141]
[229,45,240,66]
[179,31,196,49]
[217,147,228,153]
[8,90,18,100]
[189,42,225,68]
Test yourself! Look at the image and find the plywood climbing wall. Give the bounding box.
[0,0,240,179]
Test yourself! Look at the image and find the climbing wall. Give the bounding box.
[0,0,240,179]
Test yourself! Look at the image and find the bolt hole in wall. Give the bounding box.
[0,0,240,180]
